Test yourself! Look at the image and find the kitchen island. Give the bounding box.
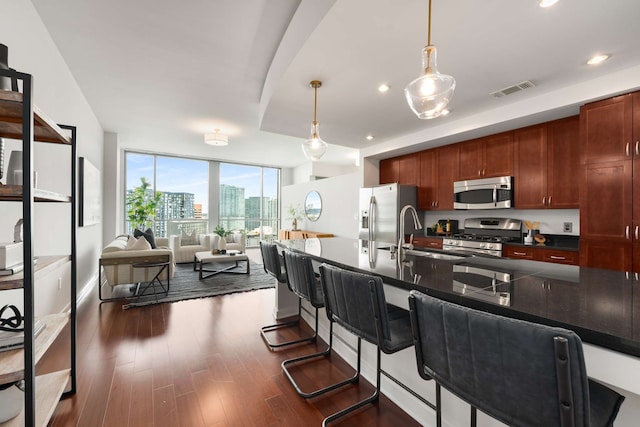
[276,237,640,426]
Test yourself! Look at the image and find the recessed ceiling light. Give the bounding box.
[587,54,610,65]
[366,135,374,141]
[378,84,390,93]
[538,0,559,8]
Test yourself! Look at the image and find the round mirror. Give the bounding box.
[305,191,322,221]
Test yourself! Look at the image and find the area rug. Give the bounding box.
[122,260,272,309]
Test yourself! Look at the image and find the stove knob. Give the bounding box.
[486,243,494,250]
[479,243,486,249]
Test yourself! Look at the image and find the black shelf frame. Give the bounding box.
[1,67,77,425]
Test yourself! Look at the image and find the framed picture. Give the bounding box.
[79,157,101,227]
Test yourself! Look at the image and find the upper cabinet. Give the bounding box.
[379,157,398,184]
[458,132,513,180]
[379,154,418,185]
[580,93,633,165]
[514,116,579,209]
[418,144,459,210]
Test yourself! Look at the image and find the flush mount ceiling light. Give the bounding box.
[302,80,328,161]
[404,0,456,119]
[587,54,610,65]
[204,129,228,146]
[538,0,559,8]
[378,84,390,93]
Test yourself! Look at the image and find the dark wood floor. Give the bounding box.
[38,270,422,426]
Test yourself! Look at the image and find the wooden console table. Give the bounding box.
[278,230,334,239]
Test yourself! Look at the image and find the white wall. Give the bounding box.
[281,172,361,238]
[0,1,104,313]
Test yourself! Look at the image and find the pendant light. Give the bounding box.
[302,80,328,161]
[404,0,455,119]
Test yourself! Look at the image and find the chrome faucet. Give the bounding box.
[398,204,423,254]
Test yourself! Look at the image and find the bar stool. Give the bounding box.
[408,290,625,427]
[317,263,416,426]
[280,249,345,398]
[259,242,316,350]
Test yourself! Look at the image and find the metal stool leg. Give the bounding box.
[260,299,318,350]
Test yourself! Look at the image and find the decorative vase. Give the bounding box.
[0,381,23,423]
[292,218,298,231]
[6,151,22,185]
[218,236,227,251]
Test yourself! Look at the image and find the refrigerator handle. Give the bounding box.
[369,195,376,241]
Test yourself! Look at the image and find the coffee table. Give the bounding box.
[193,251,250,280]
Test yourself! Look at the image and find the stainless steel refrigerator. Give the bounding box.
[358,183,418,244]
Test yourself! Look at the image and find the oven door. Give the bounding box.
[453,176,512,210]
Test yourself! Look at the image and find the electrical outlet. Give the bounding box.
[563,222,573,233]
[58,277,62,290]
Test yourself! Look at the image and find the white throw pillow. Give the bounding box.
[180,230,198,246]
[126,235,152,251]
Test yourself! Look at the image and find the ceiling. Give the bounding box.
[32,0,640,169]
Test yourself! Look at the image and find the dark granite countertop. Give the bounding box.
[277,237,640,358]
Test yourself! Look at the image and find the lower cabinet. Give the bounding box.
[504,245,579,266]
[412,236,443,250]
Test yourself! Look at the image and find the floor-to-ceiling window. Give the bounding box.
[125,153,209,237]
[219,163,280,246]
[125,153,280,246]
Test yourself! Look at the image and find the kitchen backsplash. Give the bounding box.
[422,209,580,236]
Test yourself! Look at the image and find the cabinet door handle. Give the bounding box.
[482,168,485,176]
[626,225,631,239]
[550,255,566,260]
[513,251,527,256]
[636,226,639,240]
[626,142,630,157]
[542,196,547,206]
[548,196,551,206]
[636,141,639,156]
[478,170,482,177]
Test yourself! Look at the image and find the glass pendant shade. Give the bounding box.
[405,45,455,119]
[302,121,327,161]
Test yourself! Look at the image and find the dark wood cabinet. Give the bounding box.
[504,245,579,266]
[580,93,633,165]
[538,248,579,265]
[504,245,536,260]
[514,117,579,209]
[413,236,443,250]
[547,116,580,208]
[417,145,458,210]
[459,132,513,180]
[514,124,547,209]
[580,91,639,271]
[398,154,418,185]
[379,158,398,184]
[417,149,437,210]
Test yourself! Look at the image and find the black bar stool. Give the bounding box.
[281,249,362,398]
[408,290,625,427]
[317,263,416,426]
[259,242,317,350]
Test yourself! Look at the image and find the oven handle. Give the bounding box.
[493,185,497,206]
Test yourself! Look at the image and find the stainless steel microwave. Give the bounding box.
[453,176,513,210]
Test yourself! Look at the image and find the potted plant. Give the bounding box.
[287,204,303,231]
[213,224,232,250]
[126,177,162,231]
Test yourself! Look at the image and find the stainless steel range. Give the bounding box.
[442,217,522,257]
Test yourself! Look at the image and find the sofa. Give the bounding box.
[99,235,175,301]
[168,232,246,264]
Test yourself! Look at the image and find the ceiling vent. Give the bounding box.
[490,80,535,98]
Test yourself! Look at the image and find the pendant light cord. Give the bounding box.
[313,85,318,125]
[427,0,432,46]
